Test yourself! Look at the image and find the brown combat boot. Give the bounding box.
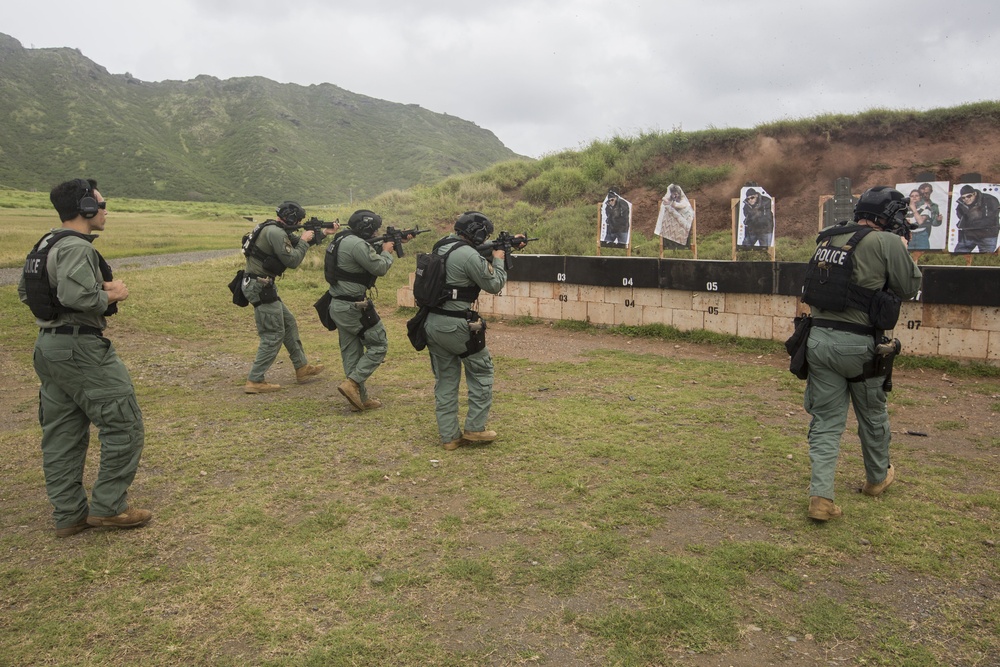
[461,429,497,443]
[87,508,153,529]
[245,380,281,394]
[338,379,364,411]
[295,364,324,384]
[808,496,843,521]
[350,398,383,412]
[862,464,895,497]
[443,438,464,451]
[55,517,92,538]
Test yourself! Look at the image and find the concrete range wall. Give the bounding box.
[397,255,1000,364]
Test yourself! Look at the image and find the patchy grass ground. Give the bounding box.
[1,252,997,667]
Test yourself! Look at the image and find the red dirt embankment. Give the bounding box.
[621,117,1000,240]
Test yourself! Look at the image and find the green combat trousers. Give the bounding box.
[248,299,307,382]
[425,313,494,443]
[33,330,145,530]
[804,326,891,501]
[329,299,388,404]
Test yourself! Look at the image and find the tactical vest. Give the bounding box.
[802,224,879,314]
[242,220,290,276]
[22,230,118,320]
[324,230,377,289]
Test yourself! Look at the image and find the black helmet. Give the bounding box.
[276,201,306,225]
[853,186,908,229]
[454,211,493,245]
[348,209,382,239]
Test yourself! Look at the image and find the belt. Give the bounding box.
[332,294,365,302]
[40,325,103,336]
[811,319,875,337]
[429,307,469,318]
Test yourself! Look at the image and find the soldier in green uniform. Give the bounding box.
[18,178,151,537]
[324,210,404,411]
[802,187,922,521]
[242,201,335,394]
[423,212,519,450]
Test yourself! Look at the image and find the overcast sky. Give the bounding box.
[6,0,999,158]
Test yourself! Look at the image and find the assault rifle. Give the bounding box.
[477,231,538,270]
[287,217,340,245]
[367,226,430,257]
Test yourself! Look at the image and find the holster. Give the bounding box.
[358,299,381,334]
[461,309,487,358]
[257,280,279,305]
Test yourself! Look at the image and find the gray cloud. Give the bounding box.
[6,0,1000,157]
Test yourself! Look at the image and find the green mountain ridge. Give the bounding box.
[0,32,519,204]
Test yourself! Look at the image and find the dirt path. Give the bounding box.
[0,249,238,286]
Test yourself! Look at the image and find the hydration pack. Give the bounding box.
[413,238,480,308]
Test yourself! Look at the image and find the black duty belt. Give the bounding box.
[332,294,365,302]
[429,307,469,318]
[41,325,103,336]
[811,319,875,337]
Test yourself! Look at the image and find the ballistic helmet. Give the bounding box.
[454,211,493,246]
[348,209,382,239]
[853,186,908,229]
[276,201,306,225]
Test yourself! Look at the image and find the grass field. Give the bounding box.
[1,206,997,666]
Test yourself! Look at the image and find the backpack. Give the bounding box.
[412,238,470,308]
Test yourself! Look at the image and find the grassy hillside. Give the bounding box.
[0,33,517,205]
[4,100,1000,267]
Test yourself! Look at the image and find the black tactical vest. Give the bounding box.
[325,230,377,288]
[802,223,878,314]
[242,220,291,276]
[23,230,117,320]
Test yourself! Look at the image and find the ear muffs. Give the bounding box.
[455,211,493,245]
[77,179,99,219]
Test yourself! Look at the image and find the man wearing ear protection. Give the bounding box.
[800,186,921,522]
[18,178,151,537]
[324,209,399,411]
[424,211,513,450]
[242,200,333,394]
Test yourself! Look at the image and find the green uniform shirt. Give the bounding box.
[18,230,111,330]
[809,228,922,328]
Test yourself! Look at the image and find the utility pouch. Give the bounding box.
[784,315,812,380]
[313,292,336,331]
[406,307,430,351]
[261,255,286,276]
[461,310,487,358]
[358,299,381,333]
[868,289,902,331]
[228,270,250,307]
